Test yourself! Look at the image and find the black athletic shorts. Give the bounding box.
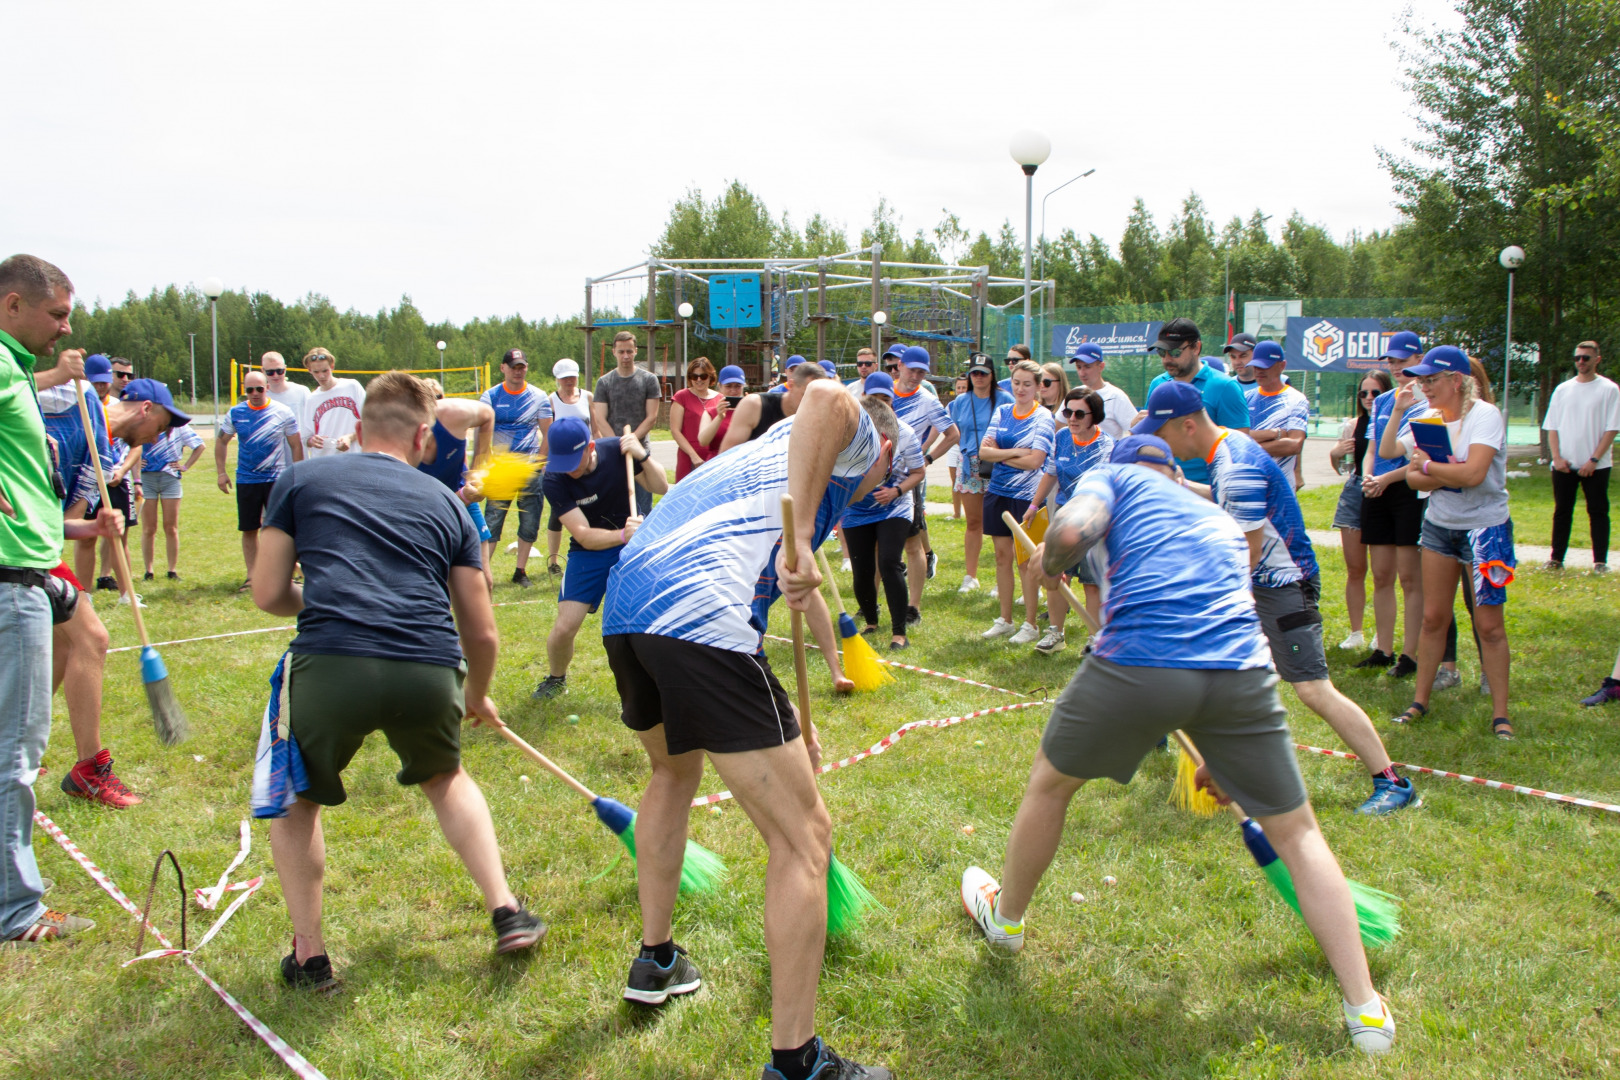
[604,633,799,756]
[85,482,137,527]
[236,481,276,532]
[1359,479,1423,546]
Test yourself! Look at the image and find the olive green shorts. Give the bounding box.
[288,652,466,806]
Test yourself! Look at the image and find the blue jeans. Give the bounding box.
[635,484,653,518]
[1,581,53,937]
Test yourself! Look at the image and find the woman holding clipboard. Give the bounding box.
[1385,347,1517,739]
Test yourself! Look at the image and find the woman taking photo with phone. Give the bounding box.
[978,359,1054,644]
[947,354,1012,594]
[696,365,748,456]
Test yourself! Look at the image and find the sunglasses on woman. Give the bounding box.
[1060,407,1094,420]
[1358,389,1378,398]
[689,374,711,381]
[1041,379,1058,387]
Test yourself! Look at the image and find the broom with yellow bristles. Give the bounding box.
[814,548,894,692]
[468,451,544,501]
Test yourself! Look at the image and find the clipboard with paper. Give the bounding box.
[1409,417,1463,493]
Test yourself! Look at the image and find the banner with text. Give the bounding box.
[1051,321,1164,358]
[1284,317,1424,373]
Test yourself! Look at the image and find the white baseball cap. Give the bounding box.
[552,358,580,379]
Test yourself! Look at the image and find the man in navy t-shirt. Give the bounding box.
[531,417,668,701]
[252,371,545,991]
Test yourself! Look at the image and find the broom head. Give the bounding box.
[1241,818,1400,948]
[139,646,188,746]
[836,611,861,639]
[591,796,727,894]
[826,851,881,935]
[1013,506,1049,565]
[840,632,895,692]
[1170,745,1219,816]
[472,451,543,501]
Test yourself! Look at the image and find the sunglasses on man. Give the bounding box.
[856,359,876,368]
[263,367,287,376]
[1575,353,1597,362]
[112,371,133,380]
[885,365,899,374]
[1150,344,1191,359]
[245,387,266,395]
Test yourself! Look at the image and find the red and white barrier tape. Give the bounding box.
[760,633,1032,698]
[111,600,545,655]
[196,819,252,908]
[1294,743,1620,816]
[32,812,329,1080]
[690,699,1049,807]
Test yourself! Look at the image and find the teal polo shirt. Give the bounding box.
[1145,365,1251,482]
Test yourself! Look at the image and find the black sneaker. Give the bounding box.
[925,549,937,579]
[492,904,546,954]
[547,559,562,577]
[281,947,340,993]
[512,568,533,588]
[1353,649,1394,670]
[761,1040,892,1080]
[623,943,702,1005]
[531,675,567,700]
[1386,654,1417,678]
[905,606,921,627]
[166,571,180,581]
[142,571,155,582]
[95,576,116,592]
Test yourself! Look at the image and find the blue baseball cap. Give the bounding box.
[862,372,895,398]
[1380,330,1423,361]
[717,365,745,385]
[1110,434,1176,466]
[1131,380,1205,434]
[1247,341,1286,369]
[818,359,838,376]
[1069,342,1104,364]
[84,354,114,384]
[1202,355,1226,373]
[119,378,191,428]
[1402,345,1470,378]
[883,343,907,360]
[784,354,807,370]
[545,416,593,473]
[902,346,931,371]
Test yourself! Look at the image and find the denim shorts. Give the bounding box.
[1420,518,1516,606]
[1331,474,1363,530]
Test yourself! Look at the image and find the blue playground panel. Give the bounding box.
[710,274,761,329]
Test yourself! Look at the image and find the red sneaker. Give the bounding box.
[60,749,143,808]
[5,908,95,943]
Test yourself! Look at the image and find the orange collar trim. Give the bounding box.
[1012,403,1039,420]
[1071,429,1100,447]
[1258,384,1288,397]
[1203,428,1230,464]
[247,398,269,411]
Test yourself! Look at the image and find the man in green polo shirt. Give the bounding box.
[0,253,122,944]
[1140,317,1251,483]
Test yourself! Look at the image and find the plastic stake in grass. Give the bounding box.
[814,548,894,691]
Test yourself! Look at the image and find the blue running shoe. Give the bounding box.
[1355,776,1419,816]
[1580,678,1620,707]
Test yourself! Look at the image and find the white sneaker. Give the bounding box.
[118,593,147,609]
[957,575,980,594]
[841,558,852,572]
[1007,621,1040,645]
[961,866,1023,953]
[981,617,1016,640]
[1344,996,1395,1055]
[1338,630,1365,650]
[1431,666,1461,691]
[987,585,999,602]
[1034,626,1066,654]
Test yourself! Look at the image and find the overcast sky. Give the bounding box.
[12,0,1459,324]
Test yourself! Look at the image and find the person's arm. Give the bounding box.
[668,399,698,464]
[1410,443,1496,491]
[626,437,670,495]
[719,395,761,453]
[778,382,861,608]
[925,422,961,462]
[1547,429,1568,473]
[698,398,729,445]
[469,402,494,472]
[1024,472,1057,518]
[558,506,641,550]
[63,506,124,541]
[635,385,660,445]
[590,397,612,440]
[1263,427,1306,458]
[1242,527,1265,569]
[34,350,85,390]
[178,442,205,473]
[1002,447,1047,470]
[448,563,500,726]
[251,527,302,615]
[214,431,234,492]
[109,444,141,487]
[286,430,304,463]
[1223,383,1251,435]
[1580,428,1617,477]
[1379,387,1419,458]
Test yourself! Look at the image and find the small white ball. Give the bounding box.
[1070,891,1085,903]
[519,775,531,784]
[961,824,975,835]
[1102,874,1117,886]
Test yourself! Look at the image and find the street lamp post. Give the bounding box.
[187,332,197,409]
[872,309,887,357]
[201,277,224,430]
[1036,167,1096,320]
[1499,245,1524,435]
[436,339,447,382]
[1008,131,1051,353]
[677,302,694,369]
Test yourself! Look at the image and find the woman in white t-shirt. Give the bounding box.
[543,358,594,576]
[1391,347,1516,739]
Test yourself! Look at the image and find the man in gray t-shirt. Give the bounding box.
[591,332,663,514]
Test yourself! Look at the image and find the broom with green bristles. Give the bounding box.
[485,717,725,895]
[783,496,879,935]
[1004,511,1399,948]
[814,548,894,692]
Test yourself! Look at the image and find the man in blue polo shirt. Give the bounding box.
[1138,381,1416,816]
[531,417,668,700]
[1140,318,1249,482]
[217,369,304,591]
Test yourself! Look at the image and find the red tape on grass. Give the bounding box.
[690,699,1050,807]
[1294,743,1620,817]
[33,812,330,1080]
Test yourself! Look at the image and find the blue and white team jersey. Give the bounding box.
[1205,428,1319,588]
[603,410,881,652]
[1247,384,1310,479]
[480,383,551,455]
[142,424,205,476]
[890,385,954,447]
[985,403,1055,501]
[1042,429,1114,509]
[1075,465,1271,670]
[37,383,112,509]
[221,400,300,484]
[842,419,921,528]
[1368,387,1426,477]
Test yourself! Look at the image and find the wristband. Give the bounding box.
[618,527,626,545]
[1421,459,1430,475]
[1592,457,1602,464]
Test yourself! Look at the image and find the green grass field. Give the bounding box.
[3,444,1618,1079]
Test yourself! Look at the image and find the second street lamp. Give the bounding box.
[1009,130,1052,352]
[201,277,224,430]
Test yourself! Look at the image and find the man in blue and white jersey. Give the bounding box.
[597,379,894,1080]
[958,462,1397,1058]
[479,349,552,587]
[1244,342,1310,489]
[216,369,303,591]
[891,346,959,620]
[38,359,115,587]
[1139,381,1416,817]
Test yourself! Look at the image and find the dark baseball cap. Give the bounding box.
[501,348,527,366]
[120,378,191,428]
[1110,434,1176,466]
[1131,380,1205,434]
[966,352,995,374]
[1222,332,1257,354]
[1147,317,1200,353]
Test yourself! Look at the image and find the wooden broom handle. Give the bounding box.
[815,547,850,617]
[622,425,637,511]
[780,494,811,728]
[74,381,152,648]
[484,716,598,801]
[1002,510,1102,635]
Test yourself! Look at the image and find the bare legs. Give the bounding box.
[50,596,108,762]
[241,528,259,584]
[1339,527,1366,634]
[961,493,984,579]
[140,496,181,575]
[545,600,591,679]
[991,535,1039,625]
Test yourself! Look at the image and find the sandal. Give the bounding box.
[1390,702,1428,724]
[1491,717,1515,741]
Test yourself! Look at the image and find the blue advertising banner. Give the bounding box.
[1051,321,1164,358]
[1284,317,1423,373]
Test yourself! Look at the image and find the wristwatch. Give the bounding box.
[1592,456,1602,464]
[924,453,934,465]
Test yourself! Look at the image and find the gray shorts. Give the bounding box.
[1330,474,1363,530]
[1041,656,1307,818]
[141,469,183,500]
[1252,575,1330,683]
